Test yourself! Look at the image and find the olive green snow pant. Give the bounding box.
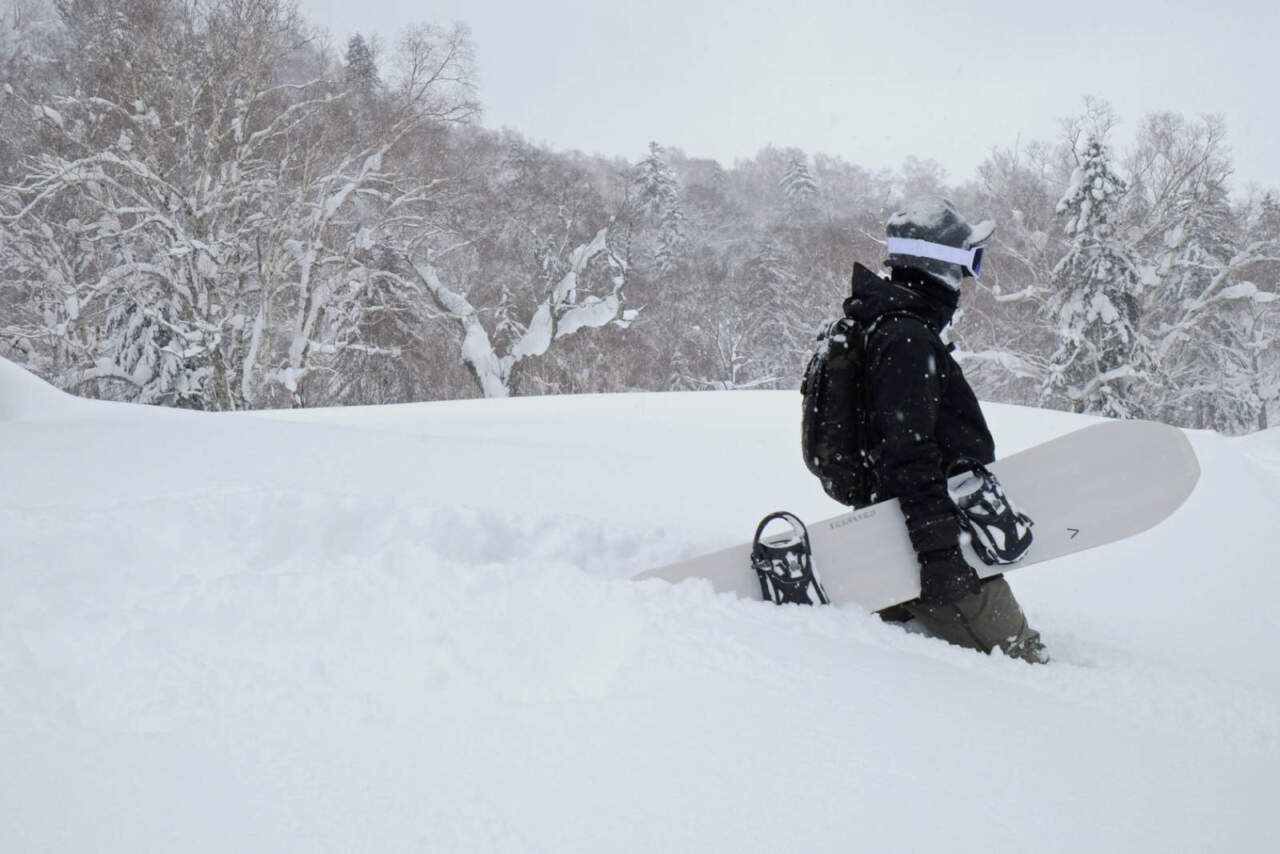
[901,576,1048,664]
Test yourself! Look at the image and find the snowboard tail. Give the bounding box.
[633,420,1200,612]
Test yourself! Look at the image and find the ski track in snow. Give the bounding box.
[1,359,1277,853]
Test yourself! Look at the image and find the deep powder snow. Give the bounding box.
[1,358,1276,853]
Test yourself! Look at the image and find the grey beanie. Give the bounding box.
[885,197,996,290]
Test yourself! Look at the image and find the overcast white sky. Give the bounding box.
[298,0,1277,192]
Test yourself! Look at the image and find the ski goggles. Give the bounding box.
[887,237,985,278]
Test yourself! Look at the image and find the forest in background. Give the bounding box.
[2,0,1279,432]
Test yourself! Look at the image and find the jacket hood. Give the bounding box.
[842,263,960,334]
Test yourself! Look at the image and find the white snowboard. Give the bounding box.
[634,420,1200,611]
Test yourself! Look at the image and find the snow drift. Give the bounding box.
[1,357,1276,853]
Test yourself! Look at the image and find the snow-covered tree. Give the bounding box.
[635,142,686,274]
[344,34,380,98]
[1232,193,1280,430]
[333,129,639,400]
[896,156,950,203]
[1042,138,1150,417]
[952,141,1063,405]
[780,154,818,217]
[1,0,54,49]
[367,225,630,398]
[277,21,478,406]
[667,239,800,391]
[3,34,1277,429]
[1242,292,1280,432]
[0,2,477,408]
[1147,171,1248,428]
[1125,114,1280,430]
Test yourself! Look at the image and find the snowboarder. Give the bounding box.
[849,197,1048,663]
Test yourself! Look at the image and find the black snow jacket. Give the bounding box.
[844,263,995,603]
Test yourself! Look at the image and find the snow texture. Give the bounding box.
[1,357,1277,853]
[887,196,995,248]
[0,356,90,420]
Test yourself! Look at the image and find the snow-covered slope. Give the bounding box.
[2,358,1275,853]
[0,356,93,421]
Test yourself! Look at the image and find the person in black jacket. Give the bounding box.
[848,197,1047,663]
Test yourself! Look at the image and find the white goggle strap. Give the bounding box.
[886,237,983,277]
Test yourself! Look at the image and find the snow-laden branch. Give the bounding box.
[1066,364,1141,404]
[407,258,508,398]
[510,227,624,359]
[1154,238,1280,361]
[65,362,145,391]
[367,225,630,398]
[990,283,1042,304]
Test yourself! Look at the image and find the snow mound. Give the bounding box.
[0,357,90,421]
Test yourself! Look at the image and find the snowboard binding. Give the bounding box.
[751,512,830,606]
[946,458,1035,566]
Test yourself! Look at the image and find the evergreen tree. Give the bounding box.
[344,33,380,97]
[780,153,818,217]
[97,288,201,407]
[635,142,686,274]
[1043,138,1150,418]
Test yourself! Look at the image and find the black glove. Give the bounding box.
[917,546,982,607]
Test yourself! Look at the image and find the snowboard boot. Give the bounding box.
[904,576,1048,664]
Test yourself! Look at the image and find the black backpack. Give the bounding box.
[800,308,920,508]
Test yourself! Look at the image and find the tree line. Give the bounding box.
[2,2,1278,431]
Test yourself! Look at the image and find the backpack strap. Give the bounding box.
[864,309,931,342]
[862,309,936,373]
[858,309,945,482]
